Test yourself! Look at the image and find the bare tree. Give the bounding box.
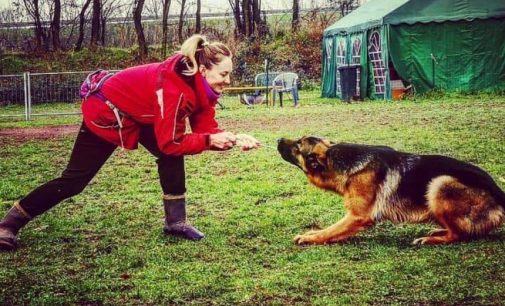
[0,3,28,53]
[239,0,265,38]
[59,0,84,50]
[328,0,356,17]
[22,0,48,52]
[292,0,300,31]
[0,6,18,24]
[90,0,101,48]
[101,0,125,46]
[133,0,148,58]
[50,0,61,51]
[75,0,92,51]
[177,0,186,43]
[252,0,266,37]
[144,0,162,19]
[161,0,171,57]
[241,0,251,37]
[228,0,243,37]
[195,0,201,33]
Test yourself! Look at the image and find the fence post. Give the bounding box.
[27,72,32,120]
[264,59,270,106]
[23,72,29,120]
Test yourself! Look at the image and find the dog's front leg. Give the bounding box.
[294,213,374,245]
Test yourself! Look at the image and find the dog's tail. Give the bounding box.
[457,166,505,208]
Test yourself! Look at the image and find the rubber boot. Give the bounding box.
[163,195,204,241]
[0,202,31,251]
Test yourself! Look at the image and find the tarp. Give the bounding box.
[385,0,505,25]
[324,0,409,36]
[324,0,505,36]
[389,18,505,93]
[322,0,505,98]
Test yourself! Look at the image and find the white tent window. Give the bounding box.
[369,31,385,95]
[352,37,362,95]
[336,40,346,94]
[325,38,333,75]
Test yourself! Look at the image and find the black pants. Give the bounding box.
[19,123,186,218]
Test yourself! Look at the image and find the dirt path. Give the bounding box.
[0,124,80,143]
[0,115,307,146]
[0,119,286,144]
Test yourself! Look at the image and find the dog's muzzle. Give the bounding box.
[277,138,299,166]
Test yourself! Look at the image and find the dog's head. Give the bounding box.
[277,136,333,174]
[277,136,380,195]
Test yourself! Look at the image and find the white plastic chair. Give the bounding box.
[272,72,299,107]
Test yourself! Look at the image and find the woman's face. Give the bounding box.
[200,56,233,94]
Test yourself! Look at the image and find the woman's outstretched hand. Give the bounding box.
[209,132,237,150]
[236,134,261,151]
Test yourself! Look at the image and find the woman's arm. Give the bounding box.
[189,106,222,134]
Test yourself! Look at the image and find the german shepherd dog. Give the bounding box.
[277,136,505,245]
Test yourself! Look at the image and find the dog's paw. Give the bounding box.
[412,237,429,245]
[413,234,458,245]
[427,228,448,237]
[294,234,328,245]
[293,234,315,245]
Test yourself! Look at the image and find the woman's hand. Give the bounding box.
[209,132,236,150]
[236,134,261,151]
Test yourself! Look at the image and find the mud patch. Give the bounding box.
[0,124,79,146]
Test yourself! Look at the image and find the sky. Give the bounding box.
[0,0,328,13]
[200,0,327,13]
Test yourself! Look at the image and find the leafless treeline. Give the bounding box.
[0,0,357,58]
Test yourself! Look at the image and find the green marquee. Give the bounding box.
[321,0,505,99]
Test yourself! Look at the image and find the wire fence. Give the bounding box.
[0,71,322,121]
[0,71,118,120]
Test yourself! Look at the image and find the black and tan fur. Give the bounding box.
[277,136,505,245]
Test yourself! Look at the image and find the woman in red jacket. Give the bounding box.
[0,34,260,251]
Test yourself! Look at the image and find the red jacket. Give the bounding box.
[81,54,223,155]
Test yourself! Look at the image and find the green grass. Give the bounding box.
[1,94,505,305]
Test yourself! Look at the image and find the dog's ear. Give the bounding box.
[326,144,371,174]
[321,139,334,147]
[306,153,327,172]
[326,146,341,171]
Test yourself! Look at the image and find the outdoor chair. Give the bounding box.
[271,72,299,107]
[254,72,281,88]
[239,72,281,107]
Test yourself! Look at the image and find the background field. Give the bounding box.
[1,94,505,305]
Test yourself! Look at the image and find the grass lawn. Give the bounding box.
[1,94,505,305]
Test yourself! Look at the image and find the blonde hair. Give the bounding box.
[179,34,232,76]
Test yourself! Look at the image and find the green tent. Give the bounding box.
[321,0,505,99]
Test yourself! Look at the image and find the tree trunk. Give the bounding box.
[22,0,47,52]
[161,0,171,57]
[292,0,299,31]
[51,0,61,51]
[90,0,101,49]
[100,15,106,46]
[75,0,92,51]
[252,0,261,35]
[195,0,201,33]
[34,0,46,51]
[133,0,148,58]
[242,0,251,37]
[228,0,243,37]
[178,0,186,43]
